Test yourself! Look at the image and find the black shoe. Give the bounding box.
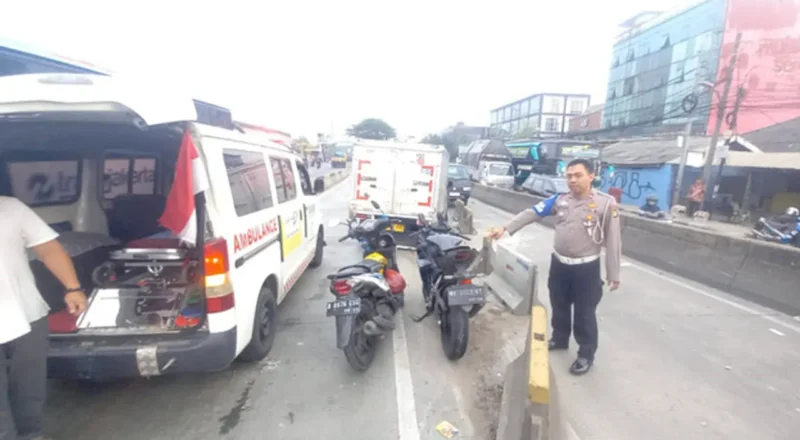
[569,357,593,375]
[548,340,568,351]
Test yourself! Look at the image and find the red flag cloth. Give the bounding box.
[158,130,209,246]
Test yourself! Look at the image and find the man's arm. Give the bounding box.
[604,199,622,285]
[17,199,87,314]
[505,195,558,236]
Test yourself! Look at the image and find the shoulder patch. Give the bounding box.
[532,195,557,217]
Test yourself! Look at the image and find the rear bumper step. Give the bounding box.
[47,327,237,380]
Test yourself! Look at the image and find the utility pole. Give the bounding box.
[700,32,742,211]
[672,117,694,207]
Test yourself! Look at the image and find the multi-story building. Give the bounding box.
[602,0,800,141]
[602,0,727,137]
[489,93,591,139]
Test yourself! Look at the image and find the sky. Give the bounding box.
[2,0,695,139]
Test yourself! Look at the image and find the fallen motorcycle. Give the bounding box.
[325,200,405,371]
[749,214,800,247]
[411,213,485,360]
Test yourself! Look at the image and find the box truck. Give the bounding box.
[348,140,449,247]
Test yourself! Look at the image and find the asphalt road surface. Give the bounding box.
[43,177,526,440]
[468,198,800,440]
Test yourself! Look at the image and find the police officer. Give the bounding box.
[487,158,621,375]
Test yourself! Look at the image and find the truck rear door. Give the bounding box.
[393,150,441,217]
[353,146,396,212]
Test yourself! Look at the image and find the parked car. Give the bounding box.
[447,164,472,205]
[520,173,569,198]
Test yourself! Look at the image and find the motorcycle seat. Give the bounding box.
[330,259,384,279]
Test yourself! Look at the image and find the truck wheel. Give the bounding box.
[309,228,325,268]
[238,286,278,362]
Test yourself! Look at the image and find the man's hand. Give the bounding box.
[65,291,88,315]
[486,226,506,240]
[608,281,620,291]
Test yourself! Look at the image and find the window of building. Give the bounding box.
[626,48,635,62]
[623,77,635,96]
[544,117,560,132]
[523,99,531,116]
[271,157,297,203]
[547,98,562,114]
[223,149,273,217]
[530,96,541,114]
[568,99,585,115]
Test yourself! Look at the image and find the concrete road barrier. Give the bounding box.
[471,184,800,316]
[322,166,351,190]
[481,239,538,315]
[478,237,562,440]
[453,199,476,235]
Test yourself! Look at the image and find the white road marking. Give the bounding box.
[565,420,582,440]
[393,316,421,440]
[769,328,785,337]
[625,261,800,335]
[451,384,476,436]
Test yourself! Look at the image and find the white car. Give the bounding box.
[0,73,326,380]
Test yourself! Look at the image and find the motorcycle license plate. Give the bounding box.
[449,192,460,197]
[326,298,361,317]
[446,285,486,306]
[392,223,405,233]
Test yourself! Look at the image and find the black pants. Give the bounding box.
[548,255,603,361]
[0,318,48,440]
[687,201,701,217]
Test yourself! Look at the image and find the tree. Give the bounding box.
[292,136,311,155]
[347,118,396,140]
[421,134,444,145]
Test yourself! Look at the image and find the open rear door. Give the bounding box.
[0,73,197,126]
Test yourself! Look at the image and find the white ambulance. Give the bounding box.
[0,73,326,380]
[348,140,449,246]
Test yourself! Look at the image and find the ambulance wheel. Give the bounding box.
[239,287,277,362]
[309,227,325,268]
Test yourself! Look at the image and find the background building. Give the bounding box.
[489,93,591,139]
[602,0,727,138]
[567,103,605,136]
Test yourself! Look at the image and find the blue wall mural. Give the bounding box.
[600,165,675,208]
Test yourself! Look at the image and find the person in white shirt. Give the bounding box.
[0,197,87,440]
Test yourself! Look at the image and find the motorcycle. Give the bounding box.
[750,215,800,246]
[325,200,406,371]
[411,213,485,360]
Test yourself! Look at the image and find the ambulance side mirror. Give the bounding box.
[313,177,325,194]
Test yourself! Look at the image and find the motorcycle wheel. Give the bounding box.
[343,312,378,371]
[440,306,469,361]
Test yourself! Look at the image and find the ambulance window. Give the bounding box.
[103,156,157,200]
[223,149,274,217]
[5,153,82,207]
[270,157,297,204]
[295,162,313,196]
